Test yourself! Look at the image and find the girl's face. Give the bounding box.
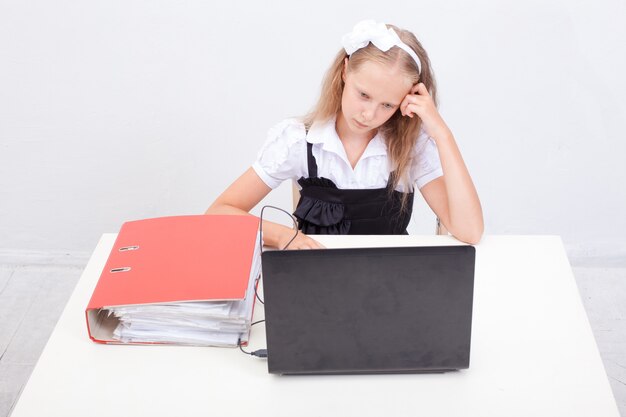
[341,58,413,135]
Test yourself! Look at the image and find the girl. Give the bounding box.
[206,20,483,249]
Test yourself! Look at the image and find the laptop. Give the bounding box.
[261,245,475,375]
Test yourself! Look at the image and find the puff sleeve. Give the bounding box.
[410,129,444,189]
[252,118,308,189]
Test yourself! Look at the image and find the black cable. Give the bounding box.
[243,206,297,359]
[238,320,267,358]
[254,275,264,305]
[255,205,300,306]
[259,205,299,252]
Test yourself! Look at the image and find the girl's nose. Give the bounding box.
[362,103,377,122]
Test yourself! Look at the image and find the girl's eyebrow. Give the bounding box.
[355,83,400,106]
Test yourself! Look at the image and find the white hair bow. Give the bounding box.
[341,20,421,74]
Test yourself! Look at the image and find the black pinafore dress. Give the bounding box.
[293,141,414,235]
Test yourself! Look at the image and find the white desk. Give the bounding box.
[10,235,620,417]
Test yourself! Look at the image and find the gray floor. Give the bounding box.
[0,262,624,417]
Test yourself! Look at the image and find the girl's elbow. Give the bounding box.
[465,232,483,245]
[205,201,230,215]
[204,203,219,215]
[458,233,482,245]
[451,222,484,245]
[467,225,484,245]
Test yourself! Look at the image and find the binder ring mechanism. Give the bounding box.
[110,245,140,273]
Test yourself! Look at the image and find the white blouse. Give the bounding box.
[252,116,443,192]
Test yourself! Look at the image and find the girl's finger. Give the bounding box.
[311,239,326,249]
[416,83,430,96]
[404,103,418,118]
[404,94,426,108]
[303,238,323,249]
[402,99,415,116]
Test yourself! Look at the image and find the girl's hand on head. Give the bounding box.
[278,229,326,250]
[401,83,451,141]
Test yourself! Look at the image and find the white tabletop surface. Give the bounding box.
[10,235,620,417]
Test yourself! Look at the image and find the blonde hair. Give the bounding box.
[303,24,437,210]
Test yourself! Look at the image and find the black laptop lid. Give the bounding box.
[261,245,475,375]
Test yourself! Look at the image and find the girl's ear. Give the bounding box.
[342,57,348,82]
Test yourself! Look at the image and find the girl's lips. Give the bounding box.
[354,119,368,128]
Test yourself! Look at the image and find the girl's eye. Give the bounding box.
[383,103,394,109]
[360,92,369,98]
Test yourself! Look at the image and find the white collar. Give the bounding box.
[306,116,388,164]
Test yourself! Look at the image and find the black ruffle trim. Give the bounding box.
[297,176,338,189]
[294,195,351,234]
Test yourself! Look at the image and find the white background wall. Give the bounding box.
[1,0,625,262]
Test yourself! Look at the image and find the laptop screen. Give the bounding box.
[261,245,476,375]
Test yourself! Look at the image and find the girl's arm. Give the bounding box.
[418,133,484,244]
[402,83,484,244]
[205,167,324,249]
